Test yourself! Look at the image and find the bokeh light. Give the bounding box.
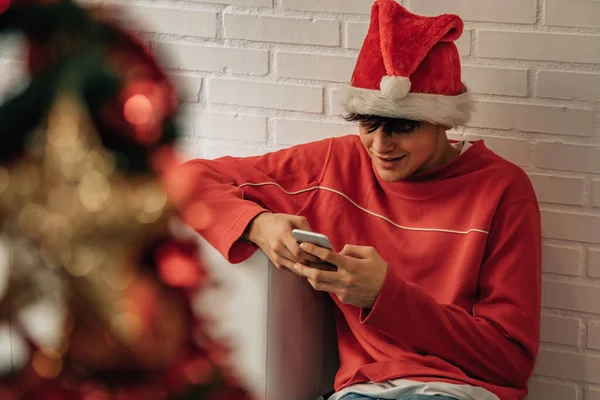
[32,348,63,379]
[123,94,153,126]
[159,244,202,288]
[184,358,215,385]
[184,202,215,231]
[79,171,112,211]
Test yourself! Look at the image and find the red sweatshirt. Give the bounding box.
[175,135,541,400]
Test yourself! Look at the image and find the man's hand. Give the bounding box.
[293,243,388,309]
[244,213,321,274]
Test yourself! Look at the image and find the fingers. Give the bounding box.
[299,242,343,267]
[299,249,322,263]
[281,232,321,263]
[290,215,312,232]
[270,252,303,275]
[304,260,338,271]
[339,244,373,259]
[306,279,338,294]
[293,262,339,284]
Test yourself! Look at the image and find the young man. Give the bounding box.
[166,1,541,399]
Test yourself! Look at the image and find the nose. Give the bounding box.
[371,128,395,154]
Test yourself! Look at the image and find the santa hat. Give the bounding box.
[342,0,473,128]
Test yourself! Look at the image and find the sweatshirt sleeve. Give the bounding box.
[360,198,542,388]
[172,139,334,264]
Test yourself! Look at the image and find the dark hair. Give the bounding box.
[345,113,422,136]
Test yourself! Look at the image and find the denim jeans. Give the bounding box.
[339,395,458,400]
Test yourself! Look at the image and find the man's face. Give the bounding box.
[359,120,448,182]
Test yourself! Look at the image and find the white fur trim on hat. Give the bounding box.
[380,76,411,100]
[341,85,474,128]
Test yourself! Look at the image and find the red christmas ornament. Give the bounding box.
[0,0,11,14]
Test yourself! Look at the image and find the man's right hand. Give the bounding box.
[244,213,321,273]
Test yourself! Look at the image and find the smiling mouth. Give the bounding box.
[376,155,406,162]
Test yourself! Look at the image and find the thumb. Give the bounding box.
[289,215,312,231]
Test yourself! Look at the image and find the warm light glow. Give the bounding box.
[32,348,63,379]
[83,390,111,400]
[111,312,142,343]
[103,265,135,290]
[123,94,153,126]
[0,166,8,194]
[79,171,112,211]
[184,202,215,231]
[18,203,47,237]
[159,248,201,288]
[183,358,214,384]
[65,247,101,277]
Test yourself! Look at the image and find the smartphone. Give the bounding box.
[292,229,333,250]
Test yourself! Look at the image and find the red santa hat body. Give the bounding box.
[342,0,473,128]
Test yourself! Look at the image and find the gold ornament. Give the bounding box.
[0,90,174,354]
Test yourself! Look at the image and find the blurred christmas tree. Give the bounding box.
[0,1,253,399]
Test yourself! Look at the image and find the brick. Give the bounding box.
[542,210,600,244]
[589,250,600,278]
[203,144,268,159]
[536,142,600,174]
[593,180,600,208]
[345,22,368,50]
[540,315,580,346]
[207,79,323,113]
[535,349,600,384]
[408,0,537,24]
[224,14,339,46]
[526,380,576,400]
[537,70,600,102]
[281,0,372,14]
[588,322,600,350]
[467,102,593,137]
[541,245,582,276]
[167,74,202,103]
[529,174,584,206]
[274,119,354,145]
[589,389,600,400]
[546,0,600,29]
[127,6,217,37]
[478,31,600,64]
[181,111,267,142]
[157,42,268,75]
[330,88,347,115]
[346,22,470,55]
[462,66,528,97]
[276,52,356,83]
[542,280,600,314]
[189,0,270,6]
[464,136,529,166]
[455,30,472,57]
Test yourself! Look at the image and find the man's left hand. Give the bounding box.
[293,243,388,309]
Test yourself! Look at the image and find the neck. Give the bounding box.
[418,135,461,174]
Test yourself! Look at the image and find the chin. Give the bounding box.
[377,168,409,182]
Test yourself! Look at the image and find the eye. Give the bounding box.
[387,120,421,135]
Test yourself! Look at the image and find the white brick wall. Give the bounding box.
[107,0,600,395]
[407,0,538,24]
